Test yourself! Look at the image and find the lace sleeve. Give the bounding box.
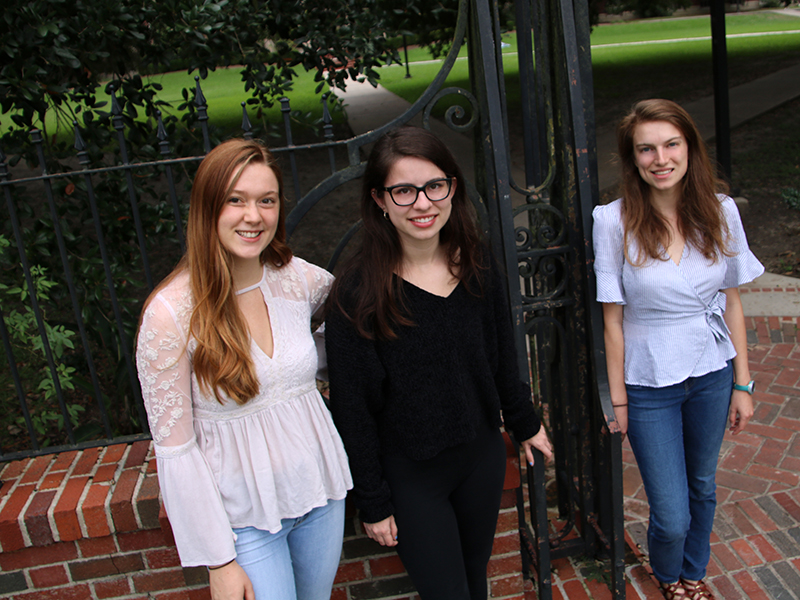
[136,294,195,448]
[135,291,236,567]
[295,257,335,316]
[290,257,335,381]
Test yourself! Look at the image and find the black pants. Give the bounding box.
[381,424,507,600]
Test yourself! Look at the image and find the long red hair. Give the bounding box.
[617,99,730,265]
[142,138,292,404]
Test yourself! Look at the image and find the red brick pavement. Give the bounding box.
[533,316,800,599]
[622,316,800,599]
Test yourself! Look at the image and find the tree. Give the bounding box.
[0,0,401,145]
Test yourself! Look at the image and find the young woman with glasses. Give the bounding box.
[593,100,763,600]
[325,126,552,599]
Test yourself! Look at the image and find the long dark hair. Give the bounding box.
[328,126,485,340]
[617,99,730,265]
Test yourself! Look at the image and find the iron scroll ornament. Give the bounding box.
[422,87,480,134]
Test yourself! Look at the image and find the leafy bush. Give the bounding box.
[0,236,85,446]
[781,187,800,211]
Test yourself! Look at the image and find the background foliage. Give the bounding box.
[0,0,413,451]
[1,0,403,144]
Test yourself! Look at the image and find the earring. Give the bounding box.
[383,211,389,220]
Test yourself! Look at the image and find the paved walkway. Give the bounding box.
[336,13,800,599]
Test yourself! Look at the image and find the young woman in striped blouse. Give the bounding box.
[593,99,763,600]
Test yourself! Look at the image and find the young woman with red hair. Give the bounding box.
[136,139,351,600]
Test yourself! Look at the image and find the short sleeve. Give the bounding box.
[289,258,335,380]
[293,257,335,316]
[720,196,764,289]
[592,201,626,305]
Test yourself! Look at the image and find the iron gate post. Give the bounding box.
[466,0,625,597]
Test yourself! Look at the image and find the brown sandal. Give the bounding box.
[680,578,716,599]
[659,580,686,600]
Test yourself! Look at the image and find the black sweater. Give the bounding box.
[325,258,542,523]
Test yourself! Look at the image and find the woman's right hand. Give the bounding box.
[208,560,255,600]
[612,405,628,439]
[363,516,398,547]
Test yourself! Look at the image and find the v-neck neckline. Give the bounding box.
[401,277,461,299]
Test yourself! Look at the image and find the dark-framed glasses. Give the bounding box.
[379,177,454,207]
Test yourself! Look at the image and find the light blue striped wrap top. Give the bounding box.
[592,195,764,388]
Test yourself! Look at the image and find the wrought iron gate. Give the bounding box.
[1,0,624,596]
[461,1,624,598]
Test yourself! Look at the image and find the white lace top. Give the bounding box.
[136,257,352,567]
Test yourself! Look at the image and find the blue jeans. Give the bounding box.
[233,498,345,600]
[625,362,732,584]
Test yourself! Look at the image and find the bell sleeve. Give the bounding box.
[136,295,235,567]
[720,196,764,289]
[592,202,627,305]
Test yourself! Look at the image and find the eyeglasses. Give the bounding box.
[379,177,454,207]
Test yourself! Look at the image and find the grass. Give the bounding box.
[7,65,345,145]
[590,11,800,45]
[144,67,346,130]
[375,11,800,127]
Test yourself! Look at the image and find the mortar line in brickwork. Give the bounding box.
[115,445,132,479]
[16,481,38,549]
[75,474,93,539]
[46,450,80,543]
[103,472,116,533]
[130,462,148,531]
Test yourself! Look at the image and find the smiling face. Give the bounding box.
[372,156,455,251]
[216,161,280,270]
[632,120,689,200]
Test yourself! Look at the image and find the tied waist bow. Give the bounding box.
[623,290,731,342]
[706,291,730,342]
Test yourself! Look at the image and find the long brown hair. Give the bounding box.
[328,126,485,340]
[617,99,730,265]
[142,138,292,404]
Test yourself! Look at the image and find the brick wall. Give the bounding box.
[0,435,533,600]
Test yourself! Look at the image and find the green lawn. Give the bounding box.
[143,67,344,131]
[8,65,344,143]
[591,11,800,45]
[375,11,800,126]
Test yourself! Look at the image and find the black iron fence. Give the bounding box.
[0,81,354,461]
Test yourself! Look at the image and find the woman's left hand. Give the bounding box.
[729,389,754,435]
[521,427,553,466]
